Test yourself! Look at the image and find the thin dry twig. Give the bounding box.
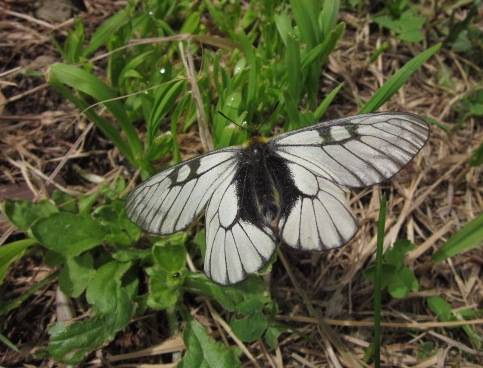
[178,41,213,152]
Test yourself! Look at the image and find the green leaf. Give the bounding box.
[264,324,287,349]
[83,8,130,57]
[373,9,426,43]
[47,64,142,164]
[427,296,453,322]
[319,0,339,39]
[230,311,268,342]
[360,43,441,114]
[290,0,319,46]
[0,238,37,284]
[63,19,84,63]
[51,190,77,213]
[301,22,345,70]
[48,285,133,364]
[31,212,105,257]
[86,260,132,314]
[387,267,418,299]
[152,240,187,273]
[147,270,182,310]
[365,239,418,299]
[384,239,415,267]
[178,319,241,368]
[3,199,58,232]
[470,143,483,167]
[285,33,302,103]
[274,13,292,45]
[147,79,185,155]
[93,201,141,247]
[59,253,95,298]
[313,82,344,120]
[432,214,483,262]
[184,273,271,314]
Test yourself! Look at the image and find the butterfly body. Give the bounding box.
[126,112,429,285]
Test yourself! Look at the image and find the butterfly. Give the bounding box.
[125,112,429,285]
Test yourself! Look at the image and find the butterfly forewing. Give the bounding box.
[125,148,240,234]
[271,112,429,188]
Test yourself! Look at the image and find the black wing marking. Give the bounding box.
[271,112,429,188]
[125,148,240,234]
[204,166,276,285]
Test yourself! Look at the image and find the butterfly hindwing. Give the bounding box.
[204,165,276,285]
[278,164,358,250]
[125,148,239,234]
[272,112,429,188]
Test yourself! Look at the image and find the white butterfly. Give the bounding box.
[126,112,429,285]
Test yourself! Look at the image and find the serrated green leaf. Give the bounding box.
[59,253,95,298]
[31,212,105,257]
[86,260,132,313]
[93,200,141,247]
[373,9,426,43]
[230,311,268,342]
[432,214,483,261]
[264,324,287,350]
[384,239,415,267]
[152,242,186,273]
[178,319,241,368]
[387,267,418,298]
[3,199,58,232]
[184,273,270,314]
[48,285,133,364]
[147,271,182,310]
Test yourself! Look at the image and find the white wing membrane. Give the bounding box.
[125,149,239,234]
[204,173,276,285]
[279,175,358,251]
[273,112,429,188]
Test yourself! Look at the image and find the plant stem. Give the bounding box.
[374,194,387,368]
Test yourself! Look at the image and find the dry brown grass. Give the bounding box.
[0,1,481,367]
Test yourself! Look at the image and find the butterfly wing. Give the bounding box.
[272,112,429,188]
[272,112,428,250]
[204,166,276,285]
[125,148,240,234]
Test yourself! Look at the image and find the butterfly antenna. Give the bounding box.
[217,111,247,131]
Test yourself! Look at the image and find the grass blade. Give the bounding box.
[432,214,483,262]
[314,82,344,120]
[48,64,142,165]
[83,8,130,57]
[360,43,442,113]
[319,0,340,38]
[301,22,345,70]
[0,332,19,352]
